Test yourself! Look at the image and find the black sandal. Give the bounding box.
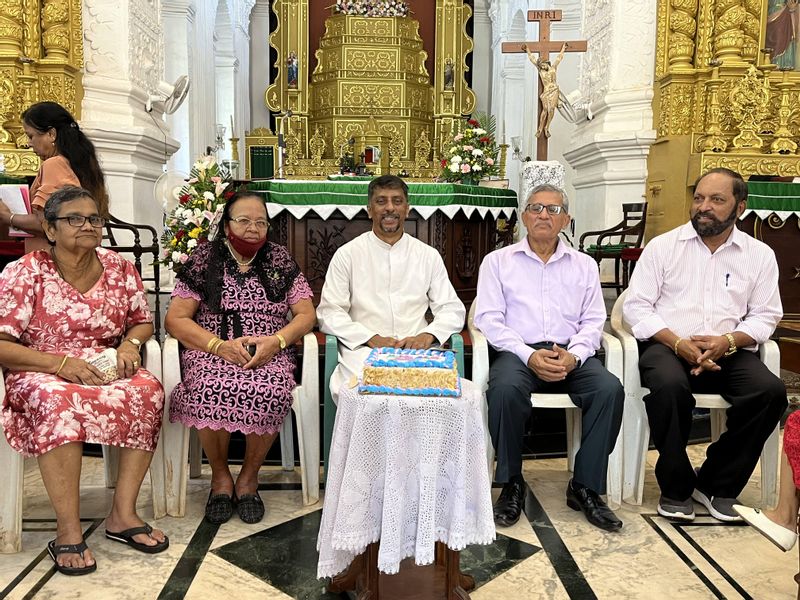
[47,539,97,576]
[236,492,265,524]
[105,522,169,554]
[205,491,235,524]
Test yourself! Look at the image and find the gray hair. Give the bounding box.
[43,186,97,224]
[527,184,569,213]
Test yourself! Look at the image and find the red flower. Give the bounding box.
[175,230,185,239]
[479,136,491,144]
[440,159,447,168]
[179,194,190,205]
[224,190,235,200]
[468,119,479,126]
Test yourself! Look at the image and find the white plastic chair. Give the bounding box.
[160,332,319,516]
[610,289,780,507]
[467,303,624,507]
[0,339,166,553]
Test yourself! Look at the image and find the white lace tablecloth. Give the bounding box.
[316,378,495,578]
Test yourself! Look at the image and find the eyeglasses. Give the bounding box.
[525,203,565,215]
[54,215,106,228]
[230,217,269,230]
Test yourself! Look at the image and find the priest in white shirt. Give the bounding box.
[317,174,466,399]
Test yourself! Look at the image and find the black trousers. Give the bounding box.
[486,345,624,494]
[638,342,787,500]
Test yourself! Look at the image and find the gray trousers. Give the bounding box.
[486,346,624,494]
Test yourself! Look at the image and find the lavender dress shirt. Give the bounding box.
[474,238,605,368]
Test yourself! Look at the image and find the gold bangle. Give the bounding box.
[54,355,68,377]
[9,213,16,227]
[276,333,287,350]
[211,339,225,355]
[673,338,683,356]
[723,332,737,356]
[206,336,221,353]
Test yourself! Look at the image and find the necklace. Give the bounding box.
[225,240,256,267]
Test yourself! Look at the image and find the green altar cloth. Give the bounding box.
[744,182,800,219]
[0,175,27,185]
[247,180,517,220]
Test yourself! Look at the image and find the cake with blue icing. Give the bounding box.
[359,348,461,397]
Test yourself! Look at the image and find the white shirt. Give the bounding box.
[317,231,466,396]
[623,222,782,346]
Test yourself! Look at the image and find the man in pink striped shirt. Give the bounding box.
[474,184,624,532]
[623,168,787,523]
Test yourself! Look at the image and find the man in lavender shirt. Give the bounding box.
[474,184,624,531]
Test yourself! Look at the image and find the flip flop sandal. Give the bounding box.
[236,492,265,524]
[47,539,97,576]
[105,523,170,554]
[205,491,235,524]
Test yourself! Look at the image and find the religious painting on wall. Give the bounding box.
[766,0,800,70]
[287,51,299,88]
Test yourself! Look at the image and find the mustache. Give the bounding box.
[693,211,718,221]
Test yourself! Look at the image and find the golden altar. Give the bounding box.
[253,1,478,180]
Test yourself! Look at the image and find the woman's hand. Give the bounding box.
[242,335,281,370]
[0,201,11,226]
[116,344,140,379]
[58,357,106,386]
[215,337,252,368]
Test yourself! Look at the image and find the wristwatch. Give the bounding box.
[124,337,142,351]
[723,332,737,357]
[571,353,582,369]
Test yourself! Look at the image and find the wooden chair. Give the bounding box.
[0,339,166,553]
[579,202,647,296]
[467,303,624,506]
[609,289,780,507]
[160,331,320,516]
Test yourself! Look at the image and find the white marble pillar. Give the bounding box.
[562,0,657,249]
[472,0,493,112]
[190,0,219,159]
[81,0,179,231]
[161,0,196,174]
[232,2,256,163]
[249,0,272,130]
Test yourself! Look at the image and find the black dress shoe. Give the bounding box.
[493,476,526,527]
[566,479,622,532]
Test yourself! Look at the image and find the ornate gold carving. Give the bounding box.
[309,125,326,169]
[0,0,82,176]
[713,0,746,64]
[771,71,797,155]
[413,129,432,175]
[668,0,697,70]
[740,0,760,62]
[700,66,728,152]
[729,65,770,151]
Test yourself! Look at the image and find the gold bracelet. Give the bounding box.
[275,333,287,350]
[206,336,221,353]
[673,337,683,356]
[723,332,737,356]
[9,213,16,227]
[54,355,68,377]
[211,339,225,355]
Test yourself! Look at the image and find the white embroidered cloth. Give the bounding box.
[316,378,495,578]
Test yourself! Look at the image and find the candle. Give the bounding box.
[230,115,234,136]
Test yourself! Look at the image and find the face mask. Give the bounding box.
[227,230,266,258]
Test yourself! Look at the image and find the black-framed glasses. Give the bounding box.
[230,216,269,230]
[54,215,106,228]
[525,203,565,215]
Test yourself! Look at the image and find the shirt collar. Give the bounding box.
[678,221,745,249]
[368,230,406,250]
[512,236,569,263]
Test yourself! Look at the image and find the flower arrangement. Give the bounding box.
[335,0,408,17]
[439,113,500,184]
[160,155,234,273]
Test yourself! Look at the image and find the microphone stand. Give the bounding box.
[277,112,292,179]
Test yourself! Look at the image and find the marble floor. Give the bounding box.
[1,443,798,600]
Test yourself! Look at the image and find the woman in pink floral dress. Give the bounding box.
[0,187,168,576]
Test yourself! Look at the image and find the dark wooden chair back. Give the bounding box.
[579,202,647,254]
[102,216,162,341]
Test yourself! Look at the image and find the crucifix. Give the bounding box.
[502,10,587,161]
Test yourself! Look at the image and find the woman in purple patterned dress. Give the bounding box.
[165,191,315,524]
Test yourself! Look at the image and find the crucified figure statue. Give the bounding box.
[522,42,567,138]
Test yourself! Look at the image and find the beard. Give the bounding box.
[379,214,401,233]
[690,204,738,237]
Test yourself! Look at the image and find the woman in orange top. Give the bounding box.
[0,102,108,252]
